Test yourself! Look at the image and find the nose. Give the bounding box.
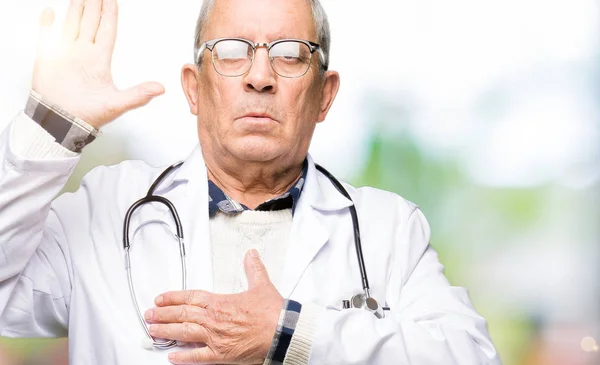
[243,47,277,93]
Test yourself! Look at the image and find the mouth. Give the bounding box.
[235,112,280,132]
[241,112,276,121]
[237,112,280,128]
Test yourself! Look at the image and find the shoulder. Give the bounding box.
[78,159,169,199]
[342,182,421,223]
[82,159,164,188]
[54,159,168,212]
[338,181,431,248]
[340,183,433,275]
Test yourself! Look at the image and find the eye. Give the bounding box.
[213,40,251,61]
[270,41,310,64]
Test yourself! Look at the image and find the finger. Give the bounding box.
[144,305,206,324]
[155,288,210,307]
[114,82,165,115]
[148,322,209,344]
[168,347,215,365]
[39,7,55,30]
[95,0,118,50]
[37,8,55,56]
[244,249,271,289]
[78,0,102,42]
[61,0,84,40]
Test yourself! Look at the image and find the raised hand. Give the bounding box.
[33,0,165,129]
[144,250,285,364]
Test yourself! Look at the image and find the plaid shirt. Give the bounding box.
[264,299,304,365]
[24,91,99,152]
[208,160,307,217]
[208,162,308,364]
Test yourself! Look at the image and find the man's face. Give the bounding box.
[183,0,339,168]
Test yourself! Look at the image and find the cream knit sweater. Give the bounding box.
[210,209,293,294]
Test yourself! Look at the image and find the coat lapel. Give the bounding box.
[279,202,330,298]
[279,155,353,298]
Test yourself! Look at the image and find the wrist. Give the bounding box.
[264,299,302,364]
[25,90,100,153]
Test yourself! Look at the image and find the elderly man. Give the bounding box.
[0,0,500,364]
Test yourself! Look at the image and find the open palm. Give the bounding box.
[33,0,164,129]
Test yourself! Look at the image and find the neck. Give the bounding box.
[204,155,304,209]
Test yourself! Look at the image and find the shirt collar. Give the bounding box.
[208,160,308,217]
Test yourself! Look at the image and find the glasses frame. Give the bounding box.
[195,37,328,78]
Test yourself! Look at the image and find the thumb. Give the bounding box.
[117,82,165,112]
[244,249,270,289]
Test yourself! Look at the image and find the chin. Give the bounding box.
[229,137,286,163]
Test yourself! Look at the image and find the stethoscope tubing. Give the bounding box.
[124,161,383,350]
[314,164,371,296]
[123,162,187,350]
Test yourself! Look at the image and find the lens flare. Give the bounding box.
[581,337,598,353]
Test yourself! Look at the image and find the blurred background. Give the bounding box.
[1,0,599,364]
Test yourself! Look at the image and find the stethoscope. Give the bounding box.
[123,161,389,350]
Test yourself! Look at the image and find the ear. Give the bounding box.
[317,70,340,123]
[181,63,201,115]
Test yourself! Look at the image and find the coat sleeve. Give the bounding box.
[0,114,80,337]
[305,207,501,365]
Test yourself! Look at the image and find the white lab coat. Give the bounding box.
[0,117,501,365]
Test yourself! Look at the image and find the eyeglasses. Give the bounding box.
[195,38,327,78]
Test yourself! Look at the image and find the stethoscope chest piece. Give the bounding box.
[343,293,386,319]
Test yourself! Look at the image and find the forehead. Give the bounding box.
[204,0,317,42]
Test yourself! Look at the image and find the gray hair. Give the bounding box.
[193,0,331,72]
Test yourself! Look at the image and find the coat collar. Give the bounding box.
[152,146,354,297]
[170,145,206,185]
[157,147,353,213]
[151,145,206,196]
[302,154,353,212]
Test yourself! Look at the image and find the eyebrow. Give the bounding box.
[226,33,310,43]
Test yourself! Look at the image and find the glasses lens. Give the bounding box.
[212,40,253,76]
[269,41,312,77]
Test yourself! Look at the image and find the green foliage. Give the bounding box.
[350,120,564,365]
